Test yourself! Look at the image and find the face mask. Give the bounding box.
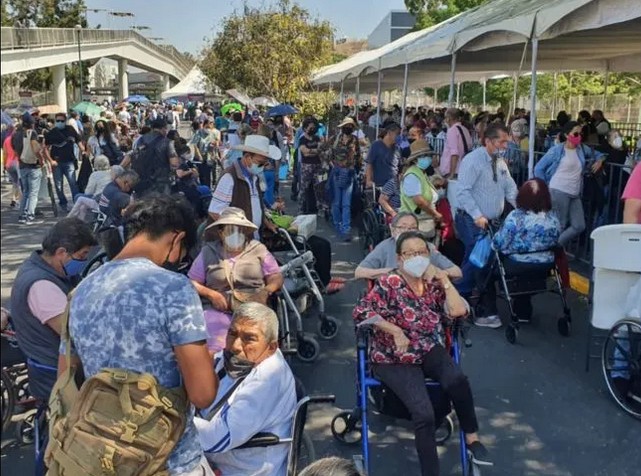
[55,122,65,129]
[403,255,431,278]
[417,157,432,170]
[567,134,582,147]
[342,126,354,135]
[161,239,183,273]
[64,258,87,277]
[248,163,264,175]
[431,128,440,135]
[308,127,317,135]
[611,137,623,149]
[223,349,255,379]
[224,230,246,250]
[408,138,416,145]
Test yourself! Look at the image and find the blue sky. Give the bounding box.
[85,0,407,55]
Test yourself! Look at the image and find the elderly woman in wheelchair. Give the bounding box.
[353,231,492,476]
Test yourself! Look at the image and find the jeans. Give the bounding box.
[550,189,585,247]
[53,161,79,207]
[455,211,485,296]
[19,167,43,218]
[373,345,479,476]
[331,179,353,235]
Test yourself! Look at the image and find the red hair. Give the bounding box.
[516,178,552,213]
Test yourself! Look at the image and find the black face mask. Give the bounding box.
[161,238,183,273]
[223,349,255,379]
[307,127,317,135]
[342,126,354,135]
[408,138,416,144]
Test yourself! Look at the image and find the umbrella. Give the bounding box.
[267,104,298,117]
[72,101,102,118]
[1,110,14,126]
[124,95,150,104]
[37,104,65,115]
[220,102,243,115]
[165,98,178,105]
[252,96,278,107]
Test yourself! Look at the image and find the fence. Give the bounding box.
[0,27,194,75]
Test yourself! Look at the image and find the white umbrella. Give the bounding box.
[252,96,278,107]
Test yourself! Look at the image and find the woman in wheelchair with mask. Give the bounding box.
[353,231,492,476]
[188,207,284,353]
[491,178,561,321]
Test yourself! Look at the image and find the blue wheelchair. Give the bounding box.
[330,320,484,475]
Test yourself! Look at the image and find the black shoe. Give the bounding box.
[467,441,493,466]
[34,210,44,217]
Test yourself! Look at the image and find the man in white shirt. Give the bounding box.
[117,106,131,125]
[195,303,297,476]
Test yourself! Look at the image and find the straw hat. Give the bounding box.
[205,207,258,231]
[337,117,358,128]
[407,139,435,162]
[232,134,281,161]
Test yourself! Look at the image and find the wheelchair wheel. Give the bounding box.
[435,414,454,446]
[16,409,36,445]
[296,335,320,363]
[331,410,362,445]
[601,319,641,420]
[317,315,339,340]
[557,315,571,337]
[505,324,518,344]
[1,369,15,433]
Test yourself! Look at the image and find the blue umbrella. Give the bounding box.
[267,104,298,117]
[124,95,150,104]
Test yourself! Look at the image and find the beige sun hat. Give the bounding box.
[232,134,281,161]
[205,207,258,231]
[337,117,358,128]
[407,139,436,162]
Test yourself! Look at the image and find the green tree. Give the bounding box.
[405,0,489,29]
[200,0,334,105]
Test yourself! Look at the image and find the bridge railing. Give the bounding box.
[0,27,193,74]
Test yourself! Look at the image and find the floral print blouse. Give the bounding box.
[492,209,561,263]
[353,271,448,364]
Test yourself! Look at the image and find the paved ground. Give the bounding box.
[1,178,639,476]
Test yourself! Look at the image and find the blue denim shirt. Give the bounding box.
[534,143,604,184]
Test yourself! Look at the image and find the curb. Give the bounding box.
[569,271,590,296]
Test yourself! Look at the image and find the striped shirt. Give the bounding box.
[456,146,517,220]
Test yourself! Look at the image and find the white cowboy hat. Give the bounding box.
[232,134,281,161]
[206,207,258,231]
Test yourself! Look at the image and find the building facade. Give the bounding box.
[367,10,416,49]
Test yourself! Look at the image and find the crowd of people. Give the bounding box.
[1,96,641,476]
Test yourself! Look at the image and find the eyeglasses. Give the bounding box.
[401,250,429,258]
[393,225,418,232]
[55,120,65,123]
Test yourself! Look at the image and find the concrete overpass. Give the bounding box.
[0,27,194,111]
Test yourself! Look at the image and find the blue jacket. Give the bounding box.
[534,143,604,184]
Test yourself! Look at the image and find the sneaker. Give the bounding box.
[59,204,69,213]
[34,210,44,217]
[474,315,502,329]
[467,441,493,466]
[18,216,27,224]
[340,233,352,242]
[25,216,44,225]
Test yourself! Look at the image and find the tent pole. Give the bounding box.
[400,62,409,127]
[375,58,382,137]
[552,72,558,120]
[355,75,360,114]
[339,80,344,108]
[482,78,487,111]
[511,72,518,118]
[602,62,610,110]
[527,37,539,179]
[448,53,457,106]
[456,82,461,107]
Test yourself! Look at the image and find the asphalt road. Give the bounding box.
[1,178,639,476]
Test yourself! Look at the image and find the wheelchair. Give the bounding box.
[358,187,389,255]
[270,229,339,363]
[235,380,335,475]
[587,224,641,420]
[474,227,571,345]
[330,320,482,475]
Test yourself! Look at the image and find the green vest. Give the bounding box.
[400,165,433,215]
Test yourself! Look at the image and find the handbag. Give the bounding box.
[469,233,492,268]
[416,215,436,239]
[222,259,266,311]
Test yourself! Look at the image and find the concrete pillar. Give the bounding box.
[52,64,67,112]
[162,74,171,92]
[118,58,129,100]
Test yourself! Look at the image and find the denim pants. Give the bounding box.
[19,167,43,218]
[53,161,79,206]
[373,345,479,476]
[331,179,353,235]
[455,211,486,296]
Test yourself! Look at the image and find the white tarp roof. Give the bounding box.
[312,0,641,89]
[161,66,208,99]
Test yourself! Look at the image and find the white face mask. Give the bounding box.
[611,137,623,149]
[402,255,431,278]
[224,231,246,250]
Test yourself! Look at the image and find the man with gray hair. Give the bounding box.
[355,211,461,281]
[195,302,297,476]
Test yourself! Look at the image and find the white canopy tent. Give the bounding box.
[312,0,641,175]
[160,66,209,100]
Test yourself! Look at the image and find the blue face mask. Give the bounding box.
[55,122,66,129]
[63,258,87,276]
[248,163,264,175]
[417,157,433,170]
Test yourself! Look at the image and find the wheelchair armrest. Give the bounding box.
[237,432,281,449]
[308,394,336,405]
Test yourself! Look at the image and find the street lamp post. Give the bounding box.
[75,24,83,102]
